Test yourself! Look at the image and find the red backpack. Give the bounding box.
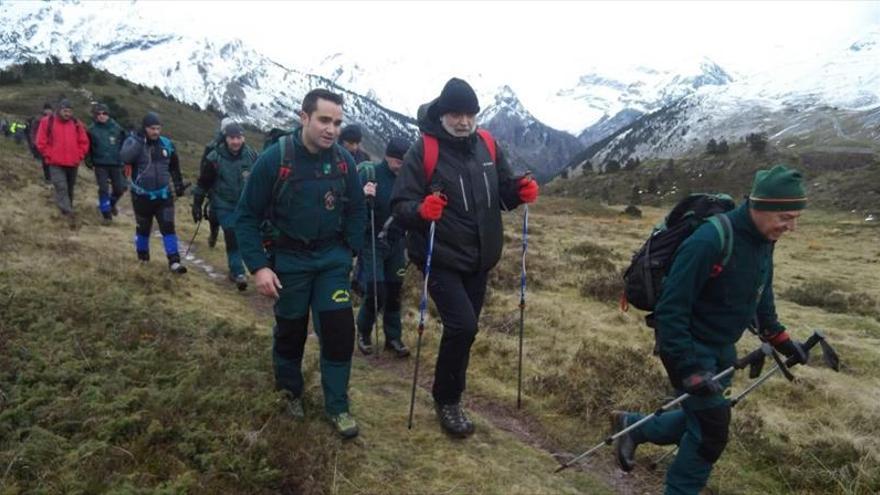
[421,128,496,183]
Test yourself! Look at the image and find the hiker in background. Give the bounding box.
[29,103,54,182]
[120,112,188,274]
[11,121,26,145]
[35,99,90,223]
[390,77,539,437]
[235,89,366,438]
[355,137,412,358]
[193,123,257,291]
[86,103,128,224]
[339,124,371,164]
[611,165,810,495]
[200,116,236,249]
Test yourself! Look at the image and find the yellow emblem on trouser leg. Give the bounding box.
[331,289,350,303]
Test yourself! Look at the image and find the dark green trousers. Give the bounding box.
[628,340,735,495]
[272,244,355,415]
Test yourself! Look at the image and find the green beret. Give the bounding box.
[749,164,807,211]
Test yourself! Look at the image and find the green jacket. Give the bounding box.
[656,203,784,378]
[194,142,258,210]
[87,118,126,166]
[234,128,366,273]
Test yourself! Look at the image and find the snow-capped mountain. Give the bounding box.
[0,1,418,155]
[525,59,734,137]
[478,85,583,181]
[563,29,880,175]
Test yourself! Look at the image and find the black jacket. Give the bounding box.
[391,98,522,273]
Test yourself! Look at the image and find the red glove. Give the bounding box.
[123,164,132,178]
[418,194,447,221]
[518,177,539,203]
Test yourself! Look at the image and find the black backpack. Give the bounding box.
[623,193,736,320]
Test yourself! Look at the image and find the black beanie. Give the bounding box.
[435,78,480,116]
[93,103,109,116]
[142,112,161,128]
[59,99,72,110]
[385,137,410,160]
[43,102,53,111]
[223,122,243,137]
[339,124,362,143]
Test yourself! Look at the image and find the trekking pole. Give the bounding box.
[647,330,840,471]
[554,343,773,474]
[408,218,438,430]
[183,218,202,258]
[516,203,529,409]
[369,197,381,354]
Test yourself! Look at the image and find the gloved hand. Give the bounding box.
[681,371,724,396]
[771,332,810,365]
[192,195,204,223]
[518,176,539,203]
[418,193,447,221]
[84,159,94,170]
[175,182,189,198]
[363,181,377,197]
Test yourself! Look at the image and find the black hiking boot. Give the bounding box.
[229,273,247,291]
[357,332,373,355]
[111,204,119,216]
[169,261,187,274]
[435,402,475,438]
[100,210,112,225]
[384,338,410,358]
[611,410,638,472]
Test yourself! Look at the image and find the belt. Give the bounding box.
[274,234,343,252]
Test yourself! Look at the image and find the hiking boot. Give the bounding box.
[328,412,359,439]
[283,395,305,420]
[100,210,113,225]
[385,338,410,358]
[111,205,119,216]
[611,410,638,472]
[357,332,373,355]
[435,402,475,438]
[230,273,247,291]
[137,251,150,262]
[169,261,187,274]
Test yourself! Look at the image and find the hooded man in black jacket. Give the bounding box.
[390,77,539,437]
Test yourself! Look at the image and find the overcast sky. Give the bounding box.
[164,0,880,79]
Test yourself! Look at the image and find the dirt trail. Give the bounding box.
[112,182,664,494]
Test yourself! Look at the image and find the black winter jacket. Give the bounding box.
[390,98,523,273]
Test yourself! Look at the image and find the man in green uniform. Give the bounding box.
[355,137,411,358]
[86,103,128,224]
[193,123,258,290]
[235,89,366,438]
[611,165,810,494]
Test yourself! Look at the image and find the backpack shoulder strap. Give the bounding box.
[422,133,439,183]
[708,214,734,267]
[267,135,296,222]
[476,128,497,163]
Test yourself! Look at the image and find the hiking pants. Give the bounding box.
[214,206,245,277]
[355,239,406,341]
[41,159,50,181]
[48,165,78,214]
[426,266,489,406]
[271,244,355,415]
[94,165,126,215]
[625,340,735,495]
[132,193,180,263]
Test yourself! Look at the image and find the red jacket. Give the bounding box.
[35,114,90,167]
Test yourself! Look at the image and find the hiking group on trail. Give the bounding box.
[21,76,840,495]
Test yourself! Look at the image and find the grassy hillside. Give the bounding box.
[547,141,880,214]
[1,68,878,494]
